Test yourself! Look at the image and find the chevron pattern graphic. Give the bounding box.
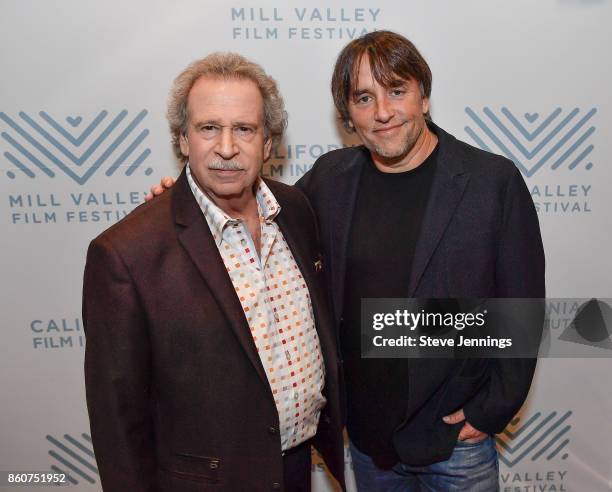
[464,107,596,177]
[496,411,572,468]
[1,110,152,184]
[46,433,98,486]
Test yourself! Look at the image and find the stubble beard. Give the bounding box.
[370,122,424,161]
[373,138,412,159]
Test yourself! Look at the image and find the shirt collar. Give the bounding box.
[186,164,281,246]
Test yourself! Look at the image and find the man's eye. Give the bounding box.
[357,95,371,104]
[236,126,253,134]
[390,89,405,96]
[200,125,218,133]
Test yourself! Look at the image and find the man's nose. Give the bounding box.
[374,96,394,123]
[216,127,239,160]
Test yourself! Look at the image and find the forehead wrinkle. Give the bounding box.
[233,120,259,128]
[188,101,263,128]
[188,76,263,112]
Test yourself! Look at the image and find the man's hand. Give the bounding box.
[443,409,488,443]
[145,176,176,201]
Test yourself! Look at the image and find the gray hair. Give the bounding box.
[167,52,287,162]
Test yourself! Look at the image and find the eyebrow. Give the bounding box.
[193,119,221,127]
[233,121,259,128]
[388,78,408,88]
[351,77,410,98]
[352,88,371,98]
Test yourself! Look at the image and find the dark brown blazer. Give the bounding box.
[83,169,345,491]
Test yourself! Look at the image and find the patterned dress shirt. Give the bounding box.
[186,165,326,451]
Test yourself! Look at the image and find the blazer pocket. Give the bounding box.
[162,453,221,483]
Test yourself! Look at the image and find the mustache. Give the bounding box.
[207,160,244,171]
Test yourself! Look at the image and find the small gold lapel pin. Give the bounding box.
[314,259,323,272]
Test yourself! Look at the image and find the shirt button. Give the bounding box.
[293,392,299,400]
[241,239,247,246]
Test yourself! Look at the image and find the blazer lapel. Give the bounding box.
[172,170,270,388]
[407,125,471,297]
[272,184,338,373]
[273,193,316,302]
[327,149,368,324]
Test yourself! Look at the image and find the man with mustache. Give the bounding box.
[83,52,344,491]
[149,31,545,491]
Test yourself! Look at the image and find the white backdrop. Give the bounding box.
[1,0,611,490]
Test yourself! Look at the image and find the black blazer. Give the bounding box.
[83,169,345,491]
[296,122,545,466]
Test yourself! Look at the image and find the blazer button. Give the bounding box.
[268,426,278,435]
[272,482,281,490]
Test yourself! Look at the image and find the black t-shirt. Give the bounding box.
[341,145,438,467]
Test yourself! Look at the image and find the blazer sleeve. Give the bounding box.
[83,235,156,491]
[463,166,546,434]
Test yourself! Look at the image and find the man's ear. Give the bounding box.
[179,133,189,157]
[263,135,272,162]
[421,96,430,116]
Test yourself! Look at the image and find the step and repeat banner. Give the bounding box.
[1,0,611,490]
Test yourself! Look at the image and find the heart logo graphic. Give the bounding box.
[524,113,539,123]
[66,116,83,127]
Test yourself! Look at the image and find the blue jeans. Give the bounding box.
[350,437,499,492]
